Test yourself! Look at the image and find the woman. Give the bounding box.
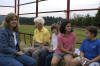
[51,21,77,66]
[0,13,36,66]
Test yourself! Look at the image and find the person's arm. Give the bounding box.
[29,40,37,50]
[87,42,100,64]
[32,40,35,48]
[71,33,77,53]
[90,55,100,63]
[0,31,18,55]
[80,51,85,60]
[58,45,73,55]
[32,30,38,49]
[71,45,75,52]
[85,55,100,66]
[80,40,85,59]
[42,30,51,46]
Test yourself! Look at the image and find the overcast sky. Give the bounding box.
[0,0,100,18]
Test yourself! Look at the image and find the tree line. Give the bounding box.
[19,7,100,27]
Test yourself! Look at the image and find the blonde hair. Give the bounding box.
[2,13,20,31]
[34,17,45,25]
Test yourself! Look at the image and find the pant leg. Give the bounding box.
[32,46,48,60]
[39,51,50,66]
[32,46,49,66]
[24,43,41,57]
[15,54,37,66]
[88,62,100,66]
[0,56,23,66]
[45,52,53,66]
[24,48,34,57]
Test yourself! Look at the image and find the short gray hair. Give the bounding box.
[34,17,45,25]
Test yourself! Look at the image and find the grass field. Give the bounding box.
[19,25,100,48]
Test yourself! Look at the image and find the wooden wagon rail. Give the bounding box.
[19,32,81,47]
[19,32,33,46]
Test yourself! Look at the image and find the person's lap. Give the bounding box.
[53,52,71,59]
[45,52,53,66]
[51,52,73,65]
[51,52,68,64]
[0,56,23,66]
[39,51,51,66]
[72,57,100,66]
[64,54,73,63]
[0,54,36,66]
[15,54,36,66]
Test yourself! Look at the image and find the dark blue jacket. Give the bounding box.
[0,27,20,56]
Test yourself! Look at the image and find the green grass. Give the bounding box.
[19,25,35,34]
[19,25,100,48]
[19,25,51,34]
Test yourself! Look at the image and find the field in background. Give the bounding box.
[19,25,100,49]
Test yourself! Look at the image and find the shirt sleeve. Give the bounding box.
[33,29,36,41]
[80,40,85,52]
[57,34,63,47]
[97,40,100,55]
[51,34,53,45]
[0,31,17,55]
[72,33,76,45]
[43,30,51,43]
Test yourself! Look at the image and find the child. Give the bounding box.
[71,26,100,66]
[51,21,77,66]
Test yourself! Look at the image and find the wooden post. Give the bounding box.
[36,0,39,17]
[18,0,20,17]
[15,0,17,14]
[67,0,70,21]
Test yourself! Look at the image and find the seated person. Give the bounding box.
[25,17,50,62]
[0,13,36,66]
[51,21,77,66]
[71,26,100,66]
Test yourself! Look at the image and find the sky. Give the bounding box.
[0,0,100,18]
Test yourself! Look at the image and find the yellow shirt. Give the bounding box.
[33,26,50,43]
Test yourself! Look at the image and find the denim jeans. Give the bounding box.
[0,54,36,66]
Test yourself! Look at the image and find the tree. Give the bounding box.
[95,7,100,26]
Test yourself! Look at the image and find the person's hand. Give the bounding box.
[38,45,43,49]
[16,51,24,55]
[48,48,53,52]
[84,60,92,66]
[81,57,85,64]
[81,57,90,66]
[29,47,37,51]
[72,53,78,57]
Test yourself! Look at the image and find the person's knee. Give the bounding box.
[24,49,33,56]
[27,59,37,66]
[71,59,80,65]
[46,55,52,61]
[51,60,58,66]
[71,59,76,63]
[8,61,24,66]
[64,55,72,63]
[89,62,100,66]
[40,52,47,58]
[32,59,37,66]
[15,63,24,66]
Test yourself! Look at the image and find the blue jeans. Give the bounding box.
[45,52,53,66]
[39,51,52,66]
[0,54,36,66]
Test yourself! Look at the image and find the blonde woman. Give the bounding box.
[0,13,36,66]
